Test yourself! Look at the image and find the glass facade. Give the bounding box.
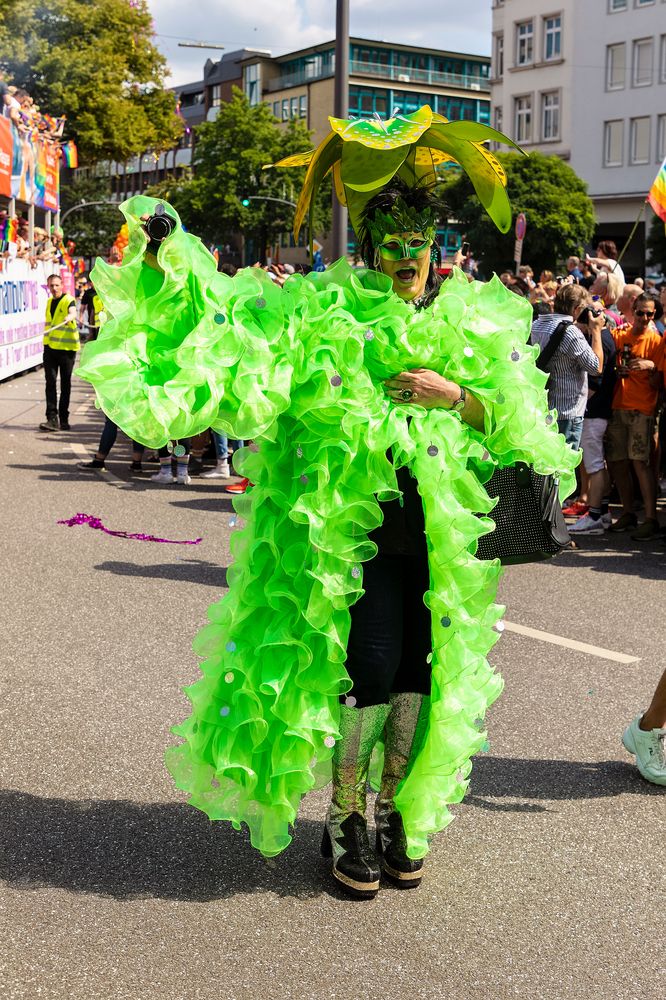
[348,86,490,124]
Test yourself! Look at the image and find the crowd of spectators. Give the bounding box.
[0,71,65,144]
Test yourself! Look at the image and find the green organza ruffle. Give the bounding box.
[78,196,578,858]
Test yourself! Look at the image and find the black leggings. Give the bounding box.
[344,549,432,708]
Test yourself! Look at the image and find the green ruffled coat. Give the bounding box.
[77,197,578,858]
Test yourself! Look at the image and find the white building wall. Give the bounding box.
[490,0,665,263]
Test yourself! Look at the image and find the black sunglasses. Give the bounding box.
[634,310,655,318]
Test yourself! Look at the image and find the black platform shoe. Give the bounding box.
[376,810,424,889]
[321,812,381,899]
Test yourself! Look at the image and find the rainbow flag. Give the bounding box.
[61,141,78,168]
[647,156,666,223]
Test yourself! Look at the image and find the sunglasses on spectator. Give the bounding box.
[634,310,655,318]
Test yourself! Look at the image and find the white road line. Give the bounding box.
[503,621,640,664]
[69,442,130,489]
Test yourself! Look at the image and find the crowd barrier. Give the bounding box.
[0,257,66,380]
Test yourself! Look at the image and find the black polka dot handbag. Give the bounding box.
[475,462,570,565]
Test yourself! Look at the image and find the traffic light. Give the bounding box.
[241,197,251,207]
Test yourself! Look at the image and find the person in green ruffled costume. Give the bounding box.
[76,107,578,900]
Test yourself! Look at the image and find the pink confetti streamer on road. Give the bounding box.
[57,513,202,545]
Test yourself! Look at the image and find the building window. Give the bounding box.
[660,35,666,83]
[608,0,627,9]
[281,98,289,122]
[299,95,307,118]
[541,91,560,140]
[272,101,280,118]
[657,114,666,162]
[210,85,222,108]
[494,33,504,77]
[244,63,261,106]
[494,105,503,132]
[606,43,626,89]
[634,0,655,6]
[632,38,653,87]
[348,86,388,117]
[630,117,650,163]
[603,120,624,166]
[290,96,298,118]
[543,16,562,61]
[516,21,534,66]
[514,95,532,142]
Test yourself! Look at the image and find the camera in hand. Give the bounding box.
[578,306,603,325]
[144,206,176,252]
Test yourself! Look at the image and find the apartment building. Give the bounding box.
[239,37,490,147]
[491,0,665,273]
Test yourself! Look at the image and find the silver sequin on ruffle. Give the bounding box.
[225,641,236,653]
[255,297,266,309]
[427,445,439,457]
[463,346,474,358]
[351,566,361,579]
[214,313,225,325]
[324,736,336,748]
[330,374,342,387]
[364,329,374,341]
[511,350,520,362]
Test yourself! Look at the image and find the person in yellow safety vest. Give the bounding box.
[39,272,80,432]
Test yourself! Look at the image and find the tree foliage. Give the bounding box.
[0,0,181,162]
[441,151,595,276]
[646,214,666,273]
[147,89,330,259]
[59,174,120,260]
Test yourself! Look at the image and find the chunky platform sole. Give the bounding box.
[321,825,380,900]
[375,831,424,890]
[381,859,423,890]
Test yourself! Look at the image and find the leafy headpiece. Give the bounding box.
[269,105,525,245]
[364,196,437,246]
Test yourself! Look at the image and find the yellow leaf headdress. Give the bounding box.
[270,105,525,247]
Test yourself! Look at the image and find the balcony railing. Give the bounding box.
[266,67,334,92]
[350,60,490,91]
[266,60,490,94]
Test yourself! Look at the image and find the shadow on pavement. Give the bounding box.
[0,790,331,902]
[94,559,228,588]
[465,755,663,813]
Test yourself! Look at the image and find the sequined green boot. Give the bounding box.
[375,692,430,889]
[321,702,391,899]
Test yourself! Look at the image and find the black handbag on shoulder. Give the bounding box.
[475,462,570,565]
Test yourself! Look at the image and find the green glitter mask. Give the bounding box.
[366,197,437,249]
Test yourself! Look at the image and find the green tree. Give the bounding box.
[646,214,666,273]
[59,174,120,260]
[0,0,181,162]
[149,89,330,260]
[441,151,595,276]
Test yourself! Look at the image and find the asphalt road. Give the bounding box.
[1,366,664,1000]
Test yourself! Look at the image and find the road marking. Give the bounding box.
[503,621,640,664]
[69,442,131,489]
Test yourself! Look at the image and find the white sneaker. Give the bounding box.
[568,513,604,535]
[200,460,230,479]
[151,468,175,484]
[176,473,191,485]
[601,512,612,529]
[622,714,666,786]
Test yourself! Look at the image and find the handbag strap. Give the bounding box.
[535,319,570,372]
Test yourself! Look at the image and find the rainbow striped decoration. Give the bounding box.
[61,141,78,169]
[647,156,666,223]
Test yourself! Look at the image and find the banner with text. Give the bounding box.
[0,259,55,380]
[9,122,60,210]
[0,118,12,198]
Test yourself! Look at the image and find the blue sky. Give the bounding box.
[149,0,492,86]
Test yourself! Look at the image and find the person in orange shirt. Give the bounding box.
[607,292,664,539]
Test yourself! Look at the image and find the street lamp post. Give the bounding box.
[332,0,349,262]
